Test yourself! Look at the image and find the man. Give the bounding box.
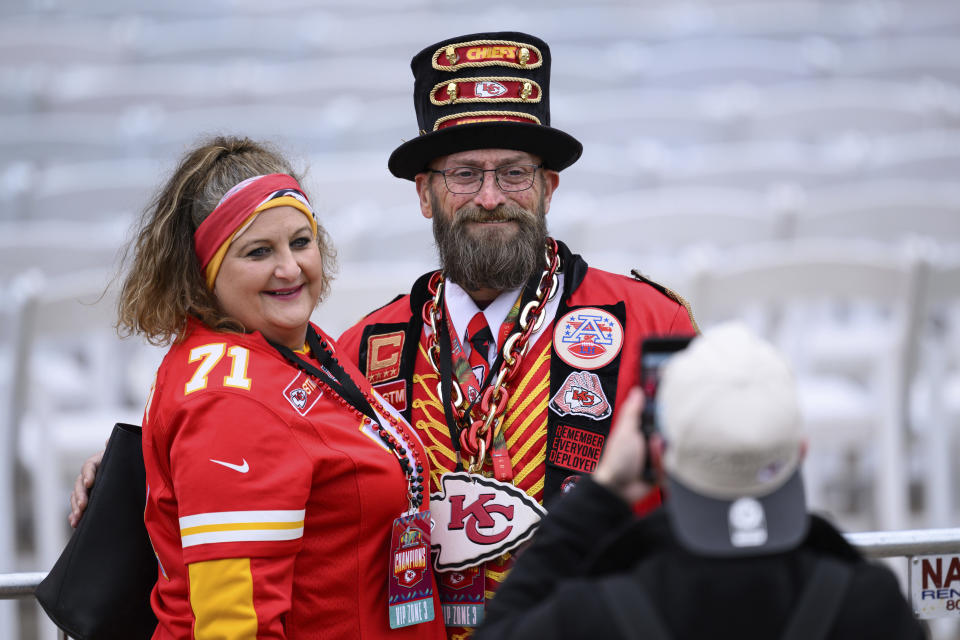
[335,31,696,638]
[473,323,925,640]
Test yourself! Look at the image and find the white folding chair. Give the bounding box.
[0,219,126,281]
[0,274,37,640]
[687,239,925,532]
[913,254,960,527]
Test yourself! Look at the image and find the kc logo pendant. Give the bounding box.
[430,472,546,572]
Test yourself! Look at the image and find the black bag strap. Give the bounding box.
[780,556,854,640]
[596,556,853,640]
[599,575,673,640]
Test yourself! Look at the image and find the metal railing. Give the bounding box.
[846,528,960,559]
[3,527,960,636]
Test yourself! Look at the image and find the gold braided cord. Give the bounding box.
[528,475,545,499]
[433,110,540,131]
[485,567,510,582]
[411,344,457,472]
[505,397,547,452]
[631,268,701,334]
[412,422,457,471]
[512,438,547,488]
[509,407,547,459]
[415,425,457,485]
[414,415,456,462]
[502,345,550,431]
[431,39,543,72]
[503,345,550,447]
[412,368,458,473]
[412,371,443,411]
[429,76,542,106]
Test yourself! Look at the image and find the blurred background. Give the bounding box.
[2,0,960,637]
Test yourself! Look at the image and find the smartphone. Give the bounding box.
[639,335,694,482]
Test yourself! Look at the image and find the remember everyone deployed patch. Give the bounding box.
[548,423,605,473]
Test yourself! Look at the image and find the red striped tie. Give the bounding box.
[466,312,494,387]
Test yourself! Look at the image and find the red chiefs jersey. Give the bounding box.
[142,319,445,639]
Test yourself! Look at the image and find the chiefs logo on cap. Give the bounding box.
[430,77,542,105]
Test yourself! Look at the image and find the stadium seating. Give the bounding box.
[3,0,960,635]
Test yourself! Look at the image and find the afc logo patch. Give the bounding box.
[366,331,404,384]
[553,307,623,370]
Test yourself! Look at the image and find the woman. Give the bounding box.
[115,136,444,639]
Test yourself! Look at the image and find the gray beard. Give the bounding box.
[430,190,548,293]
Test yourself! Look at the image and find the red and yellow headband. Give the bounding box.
[193,174,317,289]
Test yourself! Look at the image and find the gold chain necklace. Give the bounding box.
[420,238,561,471]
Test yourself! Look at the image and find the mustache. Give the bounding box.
[453,204,536,225]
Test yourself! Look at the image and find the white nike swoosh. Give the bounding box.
[209,458,249,473]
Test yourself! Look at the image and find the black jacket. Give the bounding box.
[476,477,926,640]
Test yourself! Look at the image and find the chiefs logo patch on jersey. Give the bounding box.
[283,371,323,416]
[549,371,611,420]
[553,307,623,370]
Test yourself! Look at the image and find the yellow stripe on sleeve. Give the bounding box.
[189,557,258,640]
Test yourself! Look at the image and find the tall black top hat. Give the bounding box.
[388,31,584,180]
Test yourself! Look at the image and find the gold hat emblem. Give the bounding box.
[520,82,533,101]
[445,46,458,64]
[518,47,530,66]
[446,82,458,103]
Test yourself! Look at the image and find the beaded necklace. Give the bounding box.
[271,326,425,510]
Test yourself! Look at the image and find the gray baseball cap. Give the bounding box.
[658,322,809,557]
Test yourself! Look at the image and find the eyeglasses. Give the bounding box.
[429,163,543,194]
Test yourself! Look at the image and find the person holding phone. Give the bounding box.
[474,323,924,640]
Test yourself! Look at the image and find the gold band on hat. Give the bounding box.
[429,77,543,106]
[433,110,541,131]
[431,39,543,72]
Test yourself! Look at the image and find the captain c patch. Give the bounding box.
[550,371,611,421]
[548,424,605,473]
[553,307,623,370]
[366,331,405,383]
